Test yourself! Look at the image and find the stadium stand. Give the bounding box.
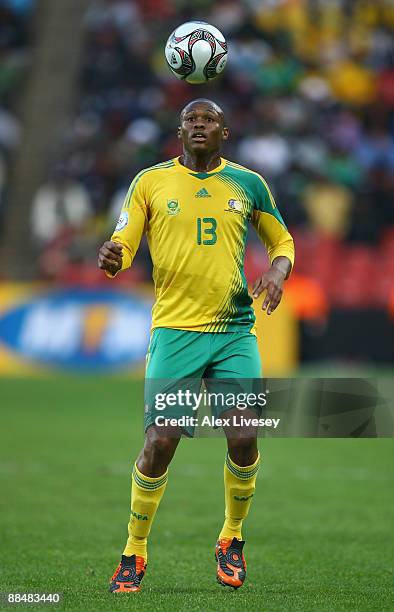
[1,0,393,360]
[0,0,34,235]
[24,0,393,296]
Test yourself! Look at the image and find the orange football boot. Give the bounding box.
[215,537,246,589]
[109,554,147,593]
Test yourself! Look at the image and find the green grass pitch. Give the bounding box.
[0,376,393,611]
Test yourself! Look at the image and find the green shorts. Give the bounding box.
[144,328,262,435]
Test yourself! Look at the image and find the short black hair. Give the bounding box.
[180,98,225,125]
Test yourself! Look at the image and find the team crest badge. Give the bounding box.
[226,199,242,213]
[167,199,180,215]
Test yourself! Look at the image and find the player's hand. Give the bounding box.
[252,265,287,315]
[98,241,123,275]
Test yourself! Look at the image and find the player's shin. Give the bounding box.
[123,462,168,561]
[219,452,260,541]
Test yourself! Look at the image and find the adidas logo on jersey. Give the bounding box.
[195,188,211,198]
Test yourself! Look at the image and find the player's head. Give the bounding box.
[178,99,229,155]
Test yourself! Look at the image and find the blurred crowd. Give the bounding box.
[0,0,34,231]
[14,0,394,305]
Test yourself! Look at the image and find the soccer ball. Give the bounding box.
[165,21,227,84]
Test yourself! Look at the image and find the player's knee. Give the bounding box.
[143,427,178,464]
[227,437,257,466]
[148,435,173,456]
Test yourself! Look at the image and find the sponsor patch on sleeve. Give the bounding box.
[115,211,128,231]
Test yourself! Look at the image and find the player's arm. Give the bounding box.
[250,175,295,315]
[98,172,149,277]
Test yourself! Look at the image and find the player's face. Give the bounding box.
[179,104,228,154]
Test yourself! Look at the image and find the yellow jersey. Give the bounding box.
[109,156,295,333]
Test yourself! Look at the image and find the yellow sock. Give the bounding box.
[219,452,260,541]
[123,463,168,561]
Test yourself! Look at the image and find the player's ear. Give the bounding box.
[222,126,229,141]
[177,126,182,139]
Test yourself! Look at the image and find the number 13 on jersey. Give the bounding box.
[197,217,217,245]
